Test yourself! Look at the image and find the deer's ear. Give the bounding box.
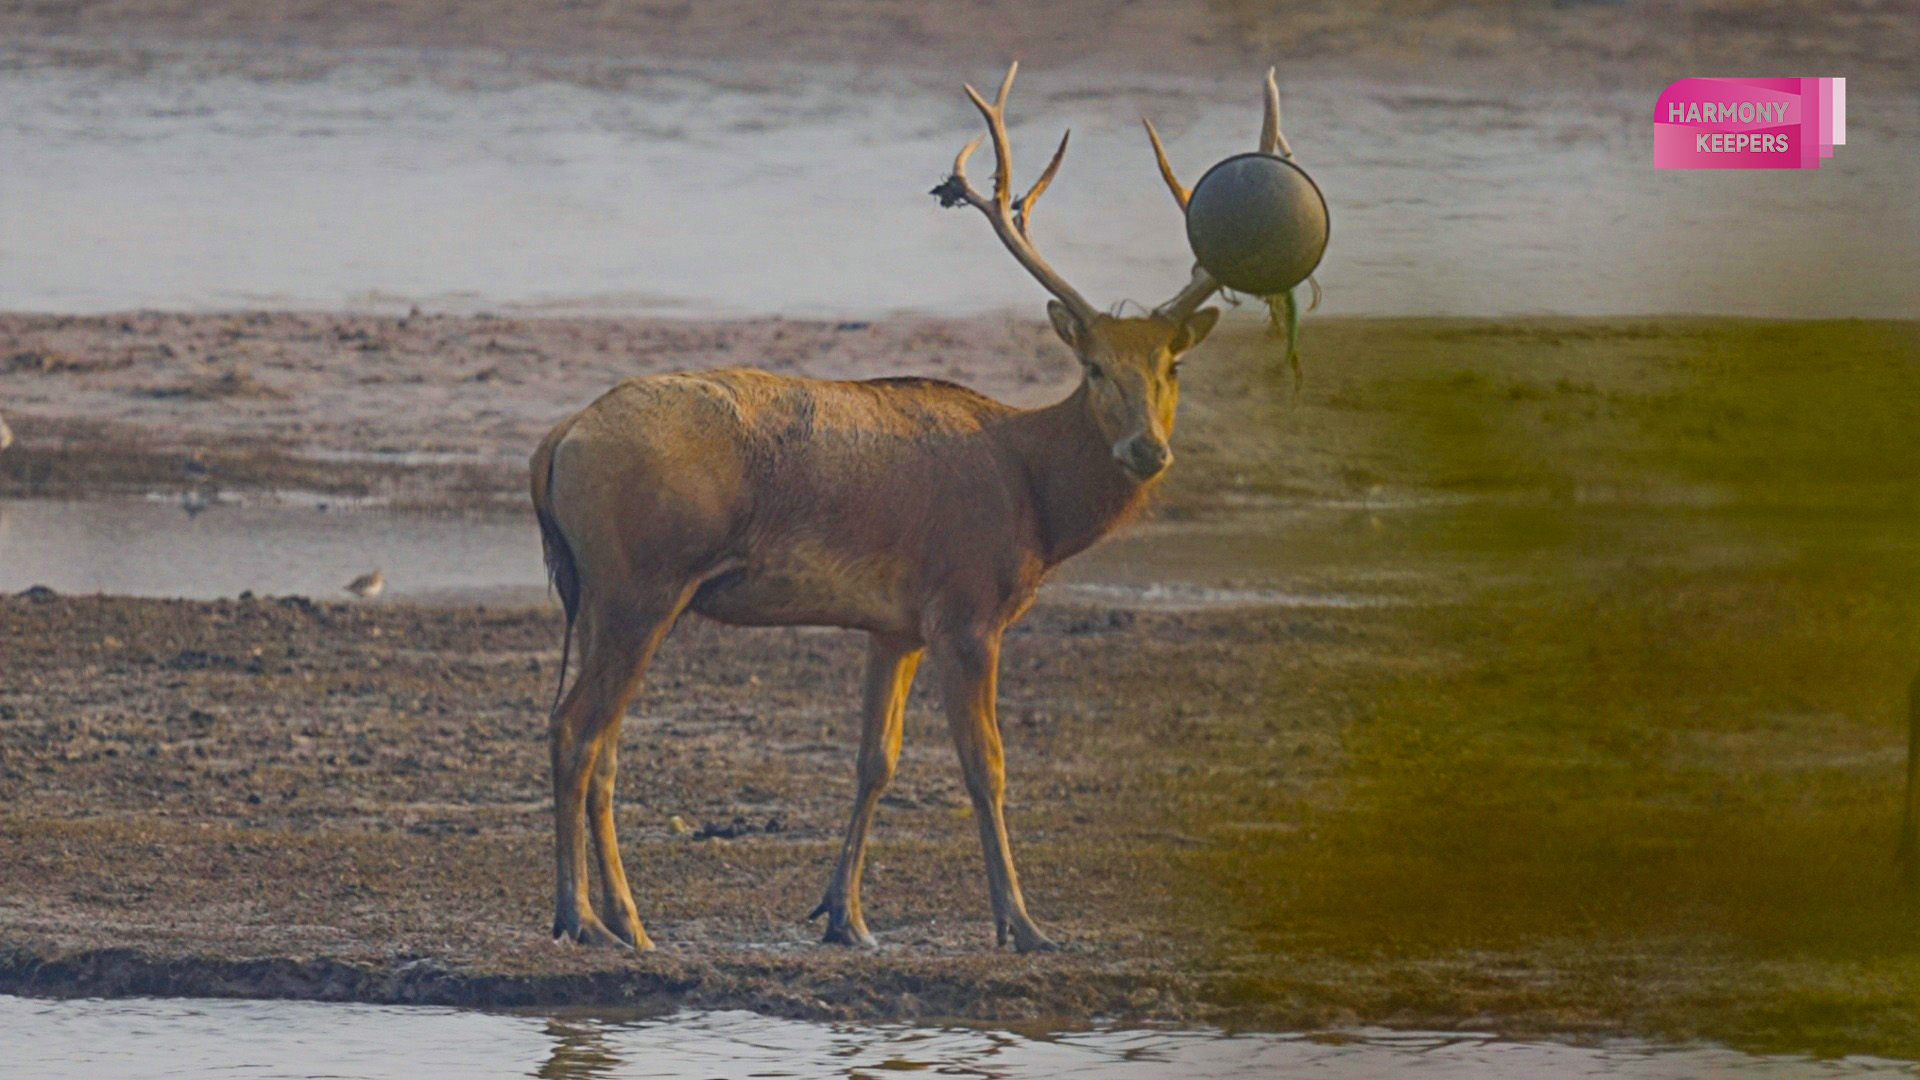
[1047,300,1085,349]
[1170,307,1220,354]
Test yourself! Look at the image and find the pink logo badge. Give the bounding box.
[1655,78,1847,169]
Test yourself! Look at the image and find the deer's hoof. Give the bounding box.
[603,907,657,950]
[1014,933,1061,954]
[553,911,634,949]
[809,897,878,947]
[1001,917,1059,953]
[821,923,878,948]
[614,925,658,951]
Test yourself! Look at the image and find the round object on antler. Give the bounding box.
[1184,152,1328,297]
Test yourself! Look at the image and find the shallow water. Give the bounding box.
[0,496,540,604]
[0,495,1420,608]
[0,491,1821,608]
[1,48,1913,319]
[2,996,1912,1079]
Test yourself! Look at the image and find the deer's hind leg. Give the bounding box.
[588,734,644,947]
[551,589,689,948]
[811,633,922,946]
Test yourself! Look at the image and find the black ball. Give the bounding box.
[1184,152,1329,297]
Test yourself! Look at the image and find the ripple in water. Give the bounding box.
[1,996,1913,1079]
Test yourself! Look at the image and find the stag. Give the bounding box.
[530,63,1294,951]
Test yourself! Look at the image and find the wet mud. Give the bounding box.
[0,590,1360,1024]
[2,314,1916,1055]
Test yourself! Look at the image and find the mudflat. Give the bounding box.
[2,316,1917,1056]
[0,590,1350,1023]
[0,312,1077,509]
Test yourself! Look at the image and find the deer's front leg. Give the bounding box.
[930,627,1057,952]
[811,633,922,946]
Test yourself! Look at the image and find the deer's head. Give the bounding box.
[936,63,1288,480]
[1044,302,1215,479]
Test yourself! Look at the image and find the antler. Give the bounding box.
[1145,67,1306,320]
[933,62,1100,327]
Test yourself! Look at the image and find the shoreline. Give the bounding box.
[0,940,1201,1026]
[6,312,1913,512]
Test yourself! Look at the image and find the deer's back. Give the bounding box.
[560,367,1013,484]
[543,368,1042,633]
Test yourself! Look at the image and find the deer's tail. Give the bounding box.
[531,423,583,717]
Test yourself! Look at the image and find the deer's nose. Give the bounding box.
[1113,434,1172,478]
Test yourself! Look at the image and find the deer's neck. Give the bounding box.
[1000,384,1153,567]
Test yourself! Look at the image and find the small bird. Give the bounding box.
[344,569,385,599]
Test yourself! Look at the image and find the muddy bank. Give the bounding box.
[0,311,1077,509]
[0,309,1369,515]
[2,317,1916,1053]
[0,591,1357,1024]
[6,313,1917,516]
[0,943,1195,1022]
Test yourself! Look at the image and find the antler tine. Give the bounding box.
[1015,130,1069,236]
[994,59,1018,108]
[1260,67,1293,158]
[941,62,1099,325]
[1145,102,1212,319]
[964,61,1020,211]
[953,133,984,178]
[1141,118,1189,210]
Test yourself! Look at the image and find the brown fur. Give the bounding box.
[530,308,1216,951]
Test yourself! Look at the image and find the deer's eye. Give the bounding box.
[1087,365,1105,381]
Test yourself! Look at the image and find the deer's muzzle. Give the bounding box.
[1114,434,1172,479]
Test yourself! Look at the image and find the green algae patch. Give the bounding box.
[1183,317,1920,1057]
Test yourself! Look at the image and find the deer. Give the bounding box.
[529,62,1296,952]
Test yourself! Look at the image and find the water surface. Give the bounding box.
[1,50,1912,319]
[0,495,1424,608]
[2,996,1911,1079]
